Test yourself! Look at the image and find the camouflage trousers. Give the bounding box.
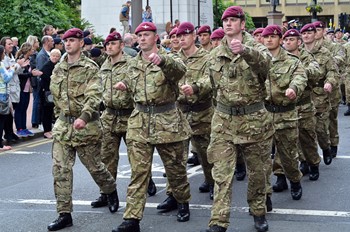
[207,136,272,228]
[236,146,272,197]
[52,140,116,213]
[274,115,320,173]
[272,127,302,183]
[315,110,331,150]
[166,133,213,195]
[123,140,191,220]
[345,76,350,104]
[329,105,339,146]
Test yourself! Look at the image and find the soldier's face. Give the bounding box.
[106,40,124,57]
[64,38,83,55]
[263,35,282,50]
[179,32,196,50]
[315,28,324,40]
[198,33,211,46]
[335,31,343,39]
[170,34,180,50]
[326,33,335,41]
[223,17,245,37]
[301,31,316,44]
[211,39,221,48]
[253,33,263,44]
[283,37,301,52]
[137,31,158,52]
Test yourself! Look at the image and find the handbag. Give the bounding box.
[44,90,54,104]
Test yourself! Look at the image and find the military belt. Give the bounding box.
[135,102,176,114]
[265,104,296,113]
[296,96,311,106]
[59,112,99,124]
[106,107,133,116]
[216,101,264,116]
[178,101,212,113]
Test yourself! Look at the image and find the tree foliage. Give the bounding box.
[213,0,255,30]
[0,0,83,43]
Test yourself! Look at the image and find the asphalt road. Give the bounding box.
[1,105,350,232]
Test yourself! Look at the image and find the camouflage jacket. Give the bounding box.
[320,39,343,106]
[266,48,307,106]
[265,48,307,129]
[297,48,319,118]
[123,47,191,144]
[50,53,102,146]
[99,53,133,133]
[207,31,274,144]
[309,43,338,111]
[177,47,213,135]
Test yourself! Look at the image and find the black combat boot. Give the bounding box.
[299,161,309,176]
[112,219,140,232]
[266,195,272,212]
[200,225,227,232]
[290,181,302,200]
[199,181,210,192]
[344,104,350,116]
[147,177,157,196]
[235,163,246,181]
[91,193,108,208]
[209,184,214,200]
[177,202,190,222]
[272,174,288,192]
[47,213,73,231]
[330,146,338,158]
[187,153,200,166]
[157,195,178,212]
[322,148,332,165]
[253,215,269,232]
[309,165,319,181]
[107,190,119,213]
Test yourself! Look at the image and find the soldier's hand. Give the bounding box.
[181,84,194,96]
[324,83,332,93]
[285,88,296,100]
[73,118,86,130]
[148,53,162,65]
[113,82,127,91]
[230,39,244,55]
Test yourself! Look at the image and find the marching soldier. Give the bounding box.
[112,22,192,232]
[47,28,118,231]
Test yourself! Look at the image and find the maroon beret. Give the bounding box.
[221,6,245,21]
[253,27,264,36]
[135,22,157,35]
[300,23,316,33]
[197,25,211,35]
[176,22,195,36]
[313,21,326,29]
[282,29,301,39]
[62,28,84,40]
[104,31,122,45]
[210,29,225,40]
[169,27,178,38]
[261,25,282,37]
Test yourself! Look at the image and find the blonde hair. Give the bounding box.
[50,48,61,57]
[26,35,38,47]
[15,42,32,59]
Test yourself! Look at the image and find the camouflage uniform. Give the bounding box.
[309,43,338,151]
[177,47,214,187]
[206,32,274,229]
[50,53,116,213]
[122,47,192,220]
[266,48,307,183]
[321,40,344,148]
[99,54,133,181]
[273,48,321,174]
[343,42,350,104]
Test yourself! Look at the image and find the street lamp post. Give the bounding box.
[312,0,317,22]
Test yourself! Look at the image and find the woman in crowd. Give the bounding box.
[39,49,61,139]
[0,37,28,142]
[0,45,15,151]
[14,42,42,137]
